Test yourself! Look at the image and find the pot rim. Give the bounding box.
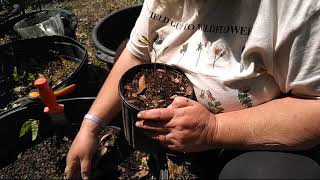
[118,63,194,112]
[91,4,142,57]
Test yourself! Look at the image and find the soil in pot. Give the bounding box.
[122,64,194,110]
[0,55,80,111]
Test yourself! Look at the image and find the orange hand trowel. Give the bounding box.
[34,78,69,125]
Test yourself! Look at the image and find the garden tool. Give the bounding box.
[34,78,70,143]
[0,83,76,116]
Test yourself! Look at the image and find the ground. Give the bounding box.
[48,0,143,68]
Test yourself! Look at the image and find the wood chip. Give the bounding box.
[185,85,193,96]
[173,78,180,83]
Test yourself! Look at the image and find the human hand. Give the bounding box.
[135,96,217,152]
[64,121,99,179]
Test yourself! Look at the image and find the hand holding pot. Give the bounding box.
[65,122,100,179]
[135,96,217,153]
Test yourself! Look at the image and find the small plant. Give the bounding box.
[19,119,40,142]
[27,72,36,82]
[137,35,158,63]
[12,66,19,82]
[17,119,40,159]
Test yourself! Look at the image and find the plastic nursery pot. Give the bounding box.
[1,8,77,40]
[119,63,194,152]
[13,10,64,39]
[0,97,95,168]
[0,35,88,115]
[92,4,142,68]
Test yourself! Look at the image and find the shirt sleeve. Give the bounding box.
[273,10,320,99]
[126,0,156,62]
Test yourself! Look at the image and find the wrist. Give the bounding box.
[80,118,103,136]
[207,113,219,149]
[213,112,249,149]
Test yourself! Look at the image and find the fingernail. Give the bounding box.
[82,176,89,180]
[137,113,142,118]
[135,121,140,127]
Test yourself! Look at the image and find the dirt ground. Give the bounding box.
[50,0,143,67]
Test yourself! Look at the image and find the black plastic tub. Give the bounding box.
[92,4,142,68]
[0,35,88,115]
[0,97,95,168]
[118,63,194,152]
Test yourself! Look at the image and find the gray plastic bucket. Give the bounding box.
[13,10,64,39]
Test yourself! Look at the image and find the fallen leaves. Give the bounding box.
[132,75,146,97]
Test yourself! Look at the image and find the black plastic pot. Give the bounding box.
[0,97,95,168]
[118,63,194,152]
[92,4,142,68]
[0,8,77,39]
[0,35,88,115]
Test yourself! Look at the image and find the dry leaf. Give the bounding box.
[99,134,116,156]
[131,169,149,179]
[170,95,178,99]
[134,75,147,96]
[185,85,193,96]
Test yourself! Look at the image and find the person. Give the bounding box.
[65,0,320,179]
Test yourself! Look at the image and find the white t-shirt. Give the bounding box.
[126,0,320,113]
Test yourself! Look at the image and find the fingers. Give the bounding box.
[137,108,174,121]
[64,158,80,179]
[168,96,197,109]
[65,156,91,180]
[135,120,170,133]
[80,158,91,180]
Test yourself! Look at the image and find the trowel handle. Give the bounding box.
[34,78,64,113]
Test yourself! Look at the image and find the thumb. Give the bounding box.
[80,158,92,180]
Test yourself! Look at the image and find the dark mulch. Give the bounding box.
[0,136,71,179]
[0,125,201,179]
[123,67,193,110]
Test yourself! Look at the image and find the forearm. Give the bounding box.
[214,97,320,150]
[82,48,143,132]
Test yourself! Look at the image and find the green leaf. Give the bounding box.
[27,73,36,81]
[19,119,39,141]
[12,66,19,82]
[19,121,32,138]
[31,120,39,141]
[17,153,22,160]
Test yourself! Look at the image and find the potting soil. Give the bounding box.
[123,68,193,110]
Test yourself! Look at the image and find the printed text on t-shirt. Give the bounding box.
[150,11,252,36]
